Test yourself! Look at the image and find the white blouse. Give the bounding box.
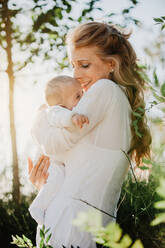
[31,79,132,248]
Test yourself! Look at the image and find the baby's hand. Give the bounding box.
[38,104,48,111]
[72,114,89,128]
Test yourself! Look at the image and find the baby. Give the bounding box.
[29,75,89,224]
[44,75,89,129]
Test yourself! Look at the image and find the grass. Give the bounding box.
[117,162,165,248]
[0,193,37,248]
[0,159,165,248]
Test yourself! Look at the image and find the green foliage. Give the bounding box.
[151,179,165,226]
[73,209,143,248]
[11,225,53,248]
[153,16,165,30]
[0,0,101,72]
[160,83,165,97]
[117,162,165,248]
[103,0,141,27]
[11,234,35,248]
[131,105,146,139]
[11,224,82,248]
[5,159,165,248]
[0,193,37,248]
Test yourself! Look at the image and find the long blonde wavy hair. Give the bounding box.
[66,21,152,166]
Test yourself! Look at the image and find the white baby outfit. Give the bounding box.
[29,106,77,225]
[30,79,132,248]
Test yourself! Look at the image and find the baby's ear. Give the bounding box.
[38,104,48,111]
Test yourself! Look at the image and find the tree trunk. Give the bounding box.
[3,0,20,204]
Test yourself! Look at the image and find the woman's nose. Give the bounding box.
[73,68,82,80]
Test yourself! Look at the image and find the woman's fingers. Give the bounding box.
[28,155,50,190]
[33,155,45,176]
[28,157,33,174]
[38,157,50,179]
[42,159,50,182]
[37,156,49,174]
[35,156,50,187]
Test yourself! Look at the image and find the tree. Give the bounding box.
[0,0,101,204]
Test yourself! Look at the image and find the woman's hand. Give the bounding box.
[28,155,50,190]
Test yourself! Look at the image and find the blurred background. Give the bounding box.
[0,0,165,247]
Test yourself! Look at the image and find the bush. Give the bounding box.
[0,193,37,248]
[117,163,165,248]
[1,163,165,248]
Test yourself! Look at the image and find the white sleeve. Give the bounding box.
[46,106,76,128]
[31,79,115,155]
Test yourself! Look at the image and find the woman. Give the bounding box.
[28,22,151,248]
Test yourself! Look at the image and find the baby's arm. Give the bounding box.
[46,105,89,130]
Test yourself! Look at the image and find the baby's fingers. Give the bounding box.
[78,118,83,128]
[81,115,89,125]
[84,116,89,124]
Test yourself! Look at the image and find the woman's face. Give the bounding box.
[70,46,112,91]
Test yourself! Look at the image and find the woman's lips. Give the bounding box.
[81,81,91,89]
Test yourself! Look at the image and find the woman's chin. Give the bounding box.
[82,82,93,91]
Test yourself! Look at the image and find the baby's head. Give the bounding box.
[45,75,83,110]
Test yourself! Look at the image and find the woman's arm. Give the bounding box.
[31,79,115,155]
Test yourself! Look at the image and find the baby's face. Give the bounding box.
[62,80,83,110]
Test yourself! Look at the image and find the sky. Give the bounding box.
[0,0,164,195]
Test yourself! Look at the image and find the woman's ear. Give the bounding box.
[108,58,116,71]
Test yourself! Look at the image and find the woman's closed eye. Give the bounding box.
[81,64,90,68]
[76,94,81,99]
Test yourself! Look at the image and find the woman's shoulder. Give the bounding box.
[89,79,131,110]
[87,78,116,93]
[90,78,115,90]
[88,78,123,97]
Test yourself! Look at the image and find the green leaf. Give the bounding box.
[154,200,165,209]
[151,213,165,226]
[120,234,132,247]
[132,111,142,118]
[160,83,165,97]
[150,100,158,105]
[78,16,82,22]
[22,235,33,244]
[94,237,105,244]
[156,179,165,198]
[54,8,63,19]
[40,229,45,239]
[39,238,44,248]
[105,223,122,242]
[153,91,165,103]
[153,69,159,86]
[137,107,145,113]
[161,24,165,30]
[153,17,164,23]
[142,158,151,164]
[45,227,51,234]
[131,239,144,248]
[139,166,149,170]
[132,119,138,126]
[46,233,52,244]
